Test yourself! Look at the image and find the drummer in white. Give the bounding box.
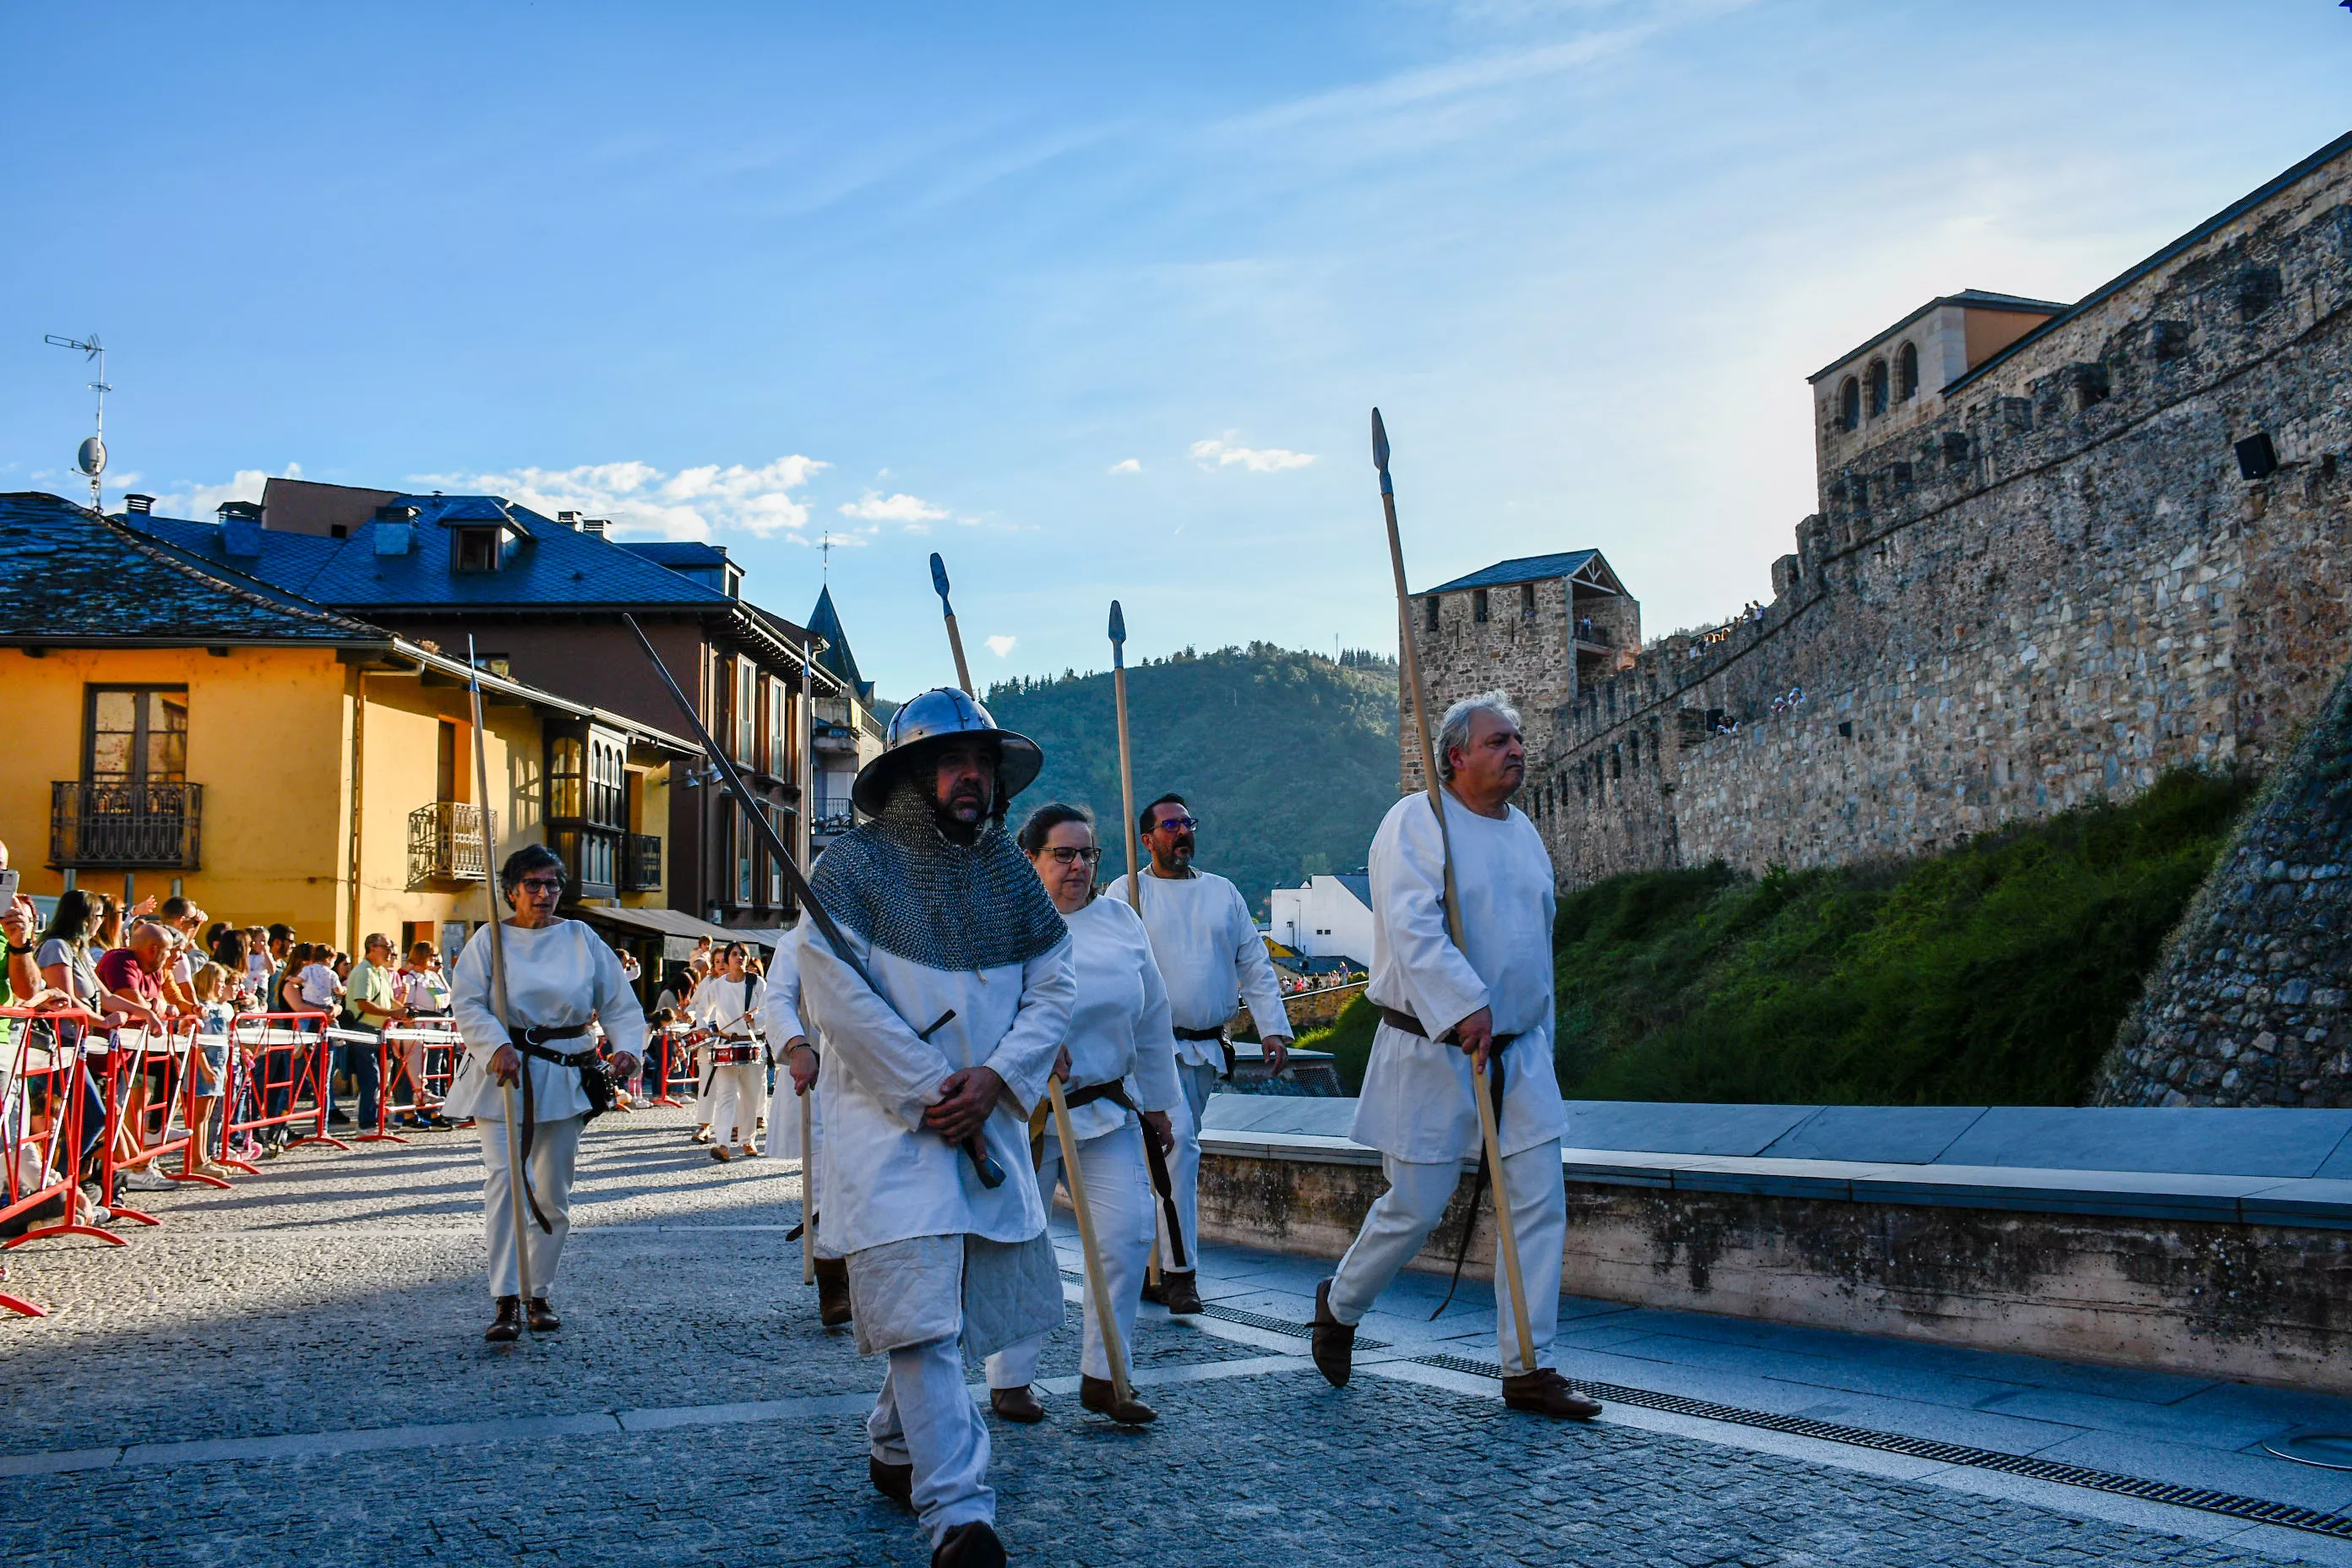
[1309,693,1601,1420]
[446,844,646,1342]
[983,803,1179,1426]
[692,941,766,1162]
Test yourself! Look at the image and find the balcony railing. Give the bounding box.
[407,801,496,885]
[622,832,663,892]
[50,781,204,870]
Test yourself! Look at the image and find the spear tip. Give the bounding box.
[1108,599,1126,645]
[928,552,952,608]
[1370,407,1390,472]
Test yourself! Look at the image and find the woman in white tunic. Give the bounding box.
[982,803,1180,1426]
[447,844,647,1342]
[692,942,766,1162]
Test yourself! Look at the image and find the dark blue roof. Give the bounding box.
[619,542,732,569]
[128,493,743,612]
[1425,550,1605,595]
[807,585,864,693]
[1333,873,1370,908]
[1,492,383,645]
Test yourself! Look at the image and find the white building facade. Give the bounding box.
[1266,873,1374,963]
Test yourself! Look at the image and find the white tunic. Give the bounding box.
[757,923,811,1048]
[1352,789,1565,1163]
[798,923,1073,1255]
[1108,868,1292,1064]
[692,973,764,1037]
[1058,896,1184,1141]
[445,919,648,1123]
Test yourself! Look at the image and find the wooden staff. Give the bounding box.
[930,553,975,696]
[1048,1073,1135,1414]
[1371,409,1537,1375]
[464,637,535,1320]
[1110,601,1162,1288]
[799,1087,815,1286]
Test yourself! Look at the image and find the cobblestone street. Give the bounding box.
[1,1108,2341,1567]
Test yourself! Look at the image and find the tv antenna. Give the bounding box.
[43,332,110,510]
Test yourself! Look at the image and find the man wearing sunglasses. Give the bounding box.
[1109,792,1292,1316]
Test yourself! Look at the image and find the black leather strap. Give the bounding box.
[1378,1006,1518,1051]
[1171,1026,1226,1042]
[1050,1079,1189,1271]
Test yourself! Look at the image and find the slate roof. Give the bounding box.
[806,585,870,699]
[1425,550,1617,595]
[1333,873,1370,910]
[0,492,386,645]
[128,493,745,612]
[618,542,732,569]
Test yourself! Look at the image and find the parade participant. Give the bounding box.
[798,689,1072,1568]
[760,919,851,1326]
[983,803,1178,1426]
[677,950,717,1145]
[1309,694,1599,1419]
[693,942,766,1162]
[446,845,645,1342]
[1108,793,1291,1315]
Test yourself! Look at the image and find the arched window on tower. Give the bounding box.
[1897,341,1919,402]
[1838,377,1860,432]
[1866,358,1890,418]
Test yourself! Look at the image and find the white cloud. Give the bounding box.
[407,455,827,541]
[145,462,302,520]
[1108,457,1143,475]
[1190,436,1315,473]
[985,634,1018,657]
[839,490,950,524]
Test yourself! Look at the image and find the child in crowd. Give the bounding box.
[188,963,236,1176]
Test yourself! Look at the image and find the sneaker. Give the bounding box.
[117,1168,172,1192]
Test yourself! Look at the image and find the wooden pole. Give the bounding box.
[1371,409,1538,1376]
[799,1088,815,1285]
[1108,601,1160,1287]
[1048,1074,1135,1413]
[465,639,534,1319]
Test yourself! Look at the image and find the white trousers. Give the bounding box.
[710,1059,766,1151]
[1154,1058,1219,1272]
[1327,1138,1565,1375]
[694,1042,716,1122]
[869,1333,993,1545]
[478,1113,584,1301]
[985,1119,1154,1386]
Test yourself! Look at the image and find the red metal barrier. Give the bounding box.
[378,1017,462,1135]
[1,1007,122,1277]
[650,1023,695,1108]
[216,1010,346,1168]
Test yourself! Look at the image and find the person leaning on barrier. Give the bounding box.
[446,844,648,1342]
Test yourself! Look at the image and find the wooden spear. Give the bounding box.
[930,553,976,696]
[464,637,536,1323]
[1048,1071,1137,1418]
[1109,601,1162,1289]
[1371,409,1538,1376]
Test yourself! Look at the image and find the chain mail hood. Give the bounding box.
[808,780,1069,972]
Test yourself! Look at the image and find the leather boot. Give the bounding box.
[1157,1269,1203,1315]
[868,1454,912,1506]
[1309,1278,1353,1388]
[932,1520,1004,1568]
[1501,1368,1603,1420]
[525,1296,561,1332]
[1080,1375,1157,1425]
[484,1295,522,1342]
[988,1385,1046,1424]
[814,1256,853,1328]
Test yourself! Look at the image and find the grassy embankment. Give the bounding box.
[1295,768,2251,1106]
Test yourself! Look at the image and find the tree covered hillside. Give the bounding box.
[986,645,1398,915]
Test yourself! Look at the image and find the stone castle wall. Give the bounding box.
[1508,133,2352,896]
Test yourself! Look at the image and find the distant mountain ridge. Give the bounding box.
[985,644,1400,916]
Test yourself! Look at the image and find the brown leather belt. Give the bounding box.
[1377,1006,1517,1050]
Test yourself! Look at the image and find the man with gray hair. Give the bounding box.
[1309,690,1600,1420]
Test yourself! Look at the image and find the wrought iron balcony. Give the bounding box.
[50,781,204,870]
[407,801,496,885]
[622,832,663,892]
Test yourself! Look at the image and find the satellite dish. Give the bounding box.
[76,435,106,477]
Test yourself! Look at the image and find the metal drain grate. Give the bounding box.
[1408,1353,2352,1542]
[1200,1303,1389,1350]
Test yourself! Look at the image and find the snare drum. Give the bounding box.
[710,1038,764,1067]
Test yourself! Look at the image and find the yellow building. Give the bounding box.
[0,493,689,956]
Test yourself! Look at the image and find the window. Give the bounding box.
[735,804,754,904]
[765,803,786,906]
[765,678,788,777]
[735,660,757,765]
[1424,596,1440,632]
[1865,358,1889,418]
[453,527,500,572]
[436,719,466,803]
[1520,583,1537,622]
[1472,589,1489,624]
[1897,342,1919,401]
[548,737,585,820]
[87,686,188,784]
[1838,377,1860,432]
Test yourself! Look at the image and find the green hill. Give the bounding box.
[986,644,1399,915]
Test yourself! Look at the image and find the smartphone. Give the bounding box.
[0,868,19,906]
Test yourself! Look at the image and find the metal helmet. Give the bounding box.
[851,687,1044,816]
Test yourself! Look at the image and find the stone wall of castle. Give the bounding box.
[1401,573,1590,796]
[1513,136,2352,900]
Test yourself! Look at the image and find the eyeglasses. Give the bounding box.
[1151,815,1199,833]
[514,878,564,897]
[1041,847,1103,866]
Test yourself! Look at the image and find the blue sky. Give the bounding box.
[6,3,2348,699]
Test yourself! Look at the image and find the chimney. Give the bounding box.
[582,517,610,538]
[558,510,583,531]
[124,493,155,515]
[218,499,264,558]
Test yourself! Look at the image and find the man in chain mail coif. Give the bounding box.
[796,688,1075,1568]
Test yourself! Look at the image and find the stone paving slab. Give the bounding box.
[0,1103,2338,1565]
